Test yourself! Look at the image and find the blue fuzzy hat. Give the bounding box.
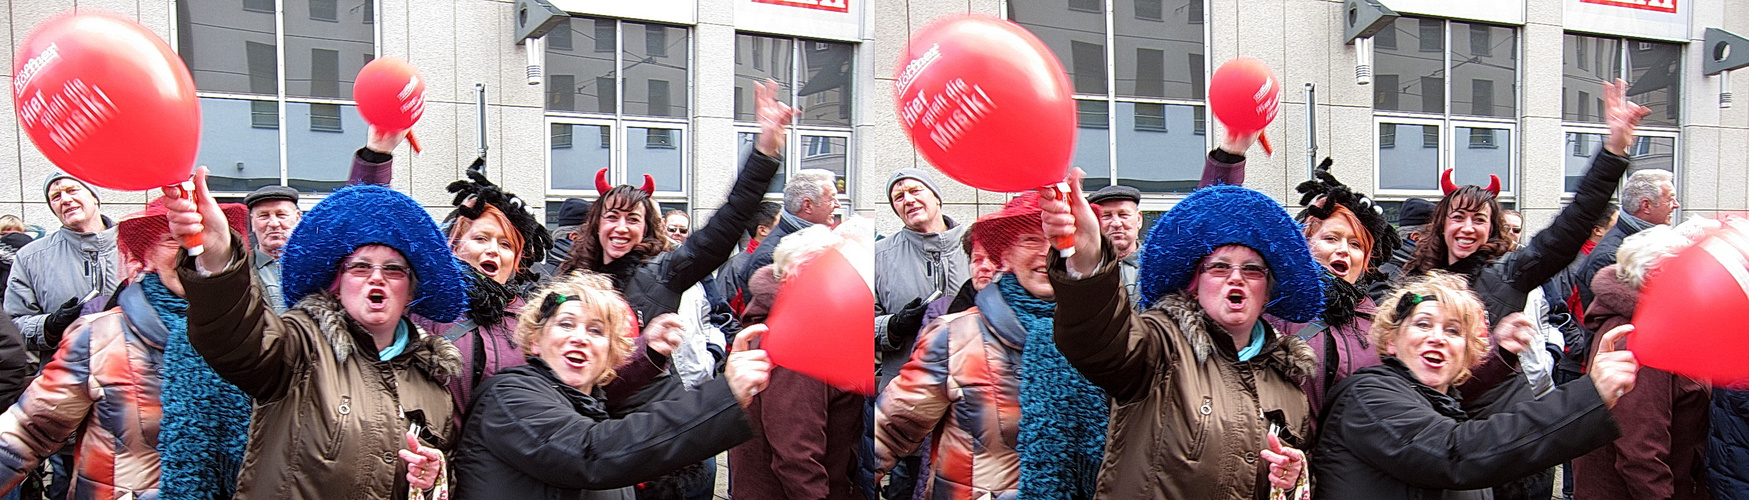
[280,185,468,322]
[1137,185,1324,323]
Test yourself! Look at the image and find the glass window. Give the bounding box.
[798,41,853,127]
[1628,41,1681,127]
[1378,122,1441,190]
[734,34,855,196]
[1454,125,1511,191]
[733,35,794,122]
[628,126,684,191]
[1564,131,1676,192]
[550,123,613,192]
[179,0,377,193]
[1450,22,1516,118]
[546,18,619,114]
[1012,0,1208,193]
[622,22,688,118]
[1375,17,1447,114]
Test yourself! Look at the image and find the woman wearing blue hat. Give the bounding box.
[1042,169,1323,499]
[167,168,468,499]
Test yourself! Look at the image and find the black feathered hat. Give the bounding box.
[1294,158,1401,272]
[443,159,553,271]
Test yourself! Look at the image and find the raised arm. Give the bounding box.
[349,126,404,186]
[1199,132,1256,189]
[1505,79,1645,292]
[170,168,308,401]
[660,81,790,292]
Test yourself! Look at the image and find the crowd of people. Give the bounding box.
[0,71,1741,500]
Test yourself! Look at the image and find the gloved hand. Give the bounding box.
[41,297,84,348]
[885,298,929,350]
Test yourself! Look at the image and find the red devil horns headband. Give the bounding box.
[1439,169,1500,197]
[594,168,656,197]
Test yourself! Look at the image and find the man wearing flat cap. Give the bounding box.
[243,186,300,313]
[1087,185,1144,294]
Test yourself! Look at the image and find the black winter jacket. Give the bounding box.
[1313,358,1620,499]
[1708,387,1749,500]
[450,359,753,499]
[602,149,779,326]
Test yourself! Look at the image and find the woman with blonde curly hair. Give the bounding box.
[1312,272,1642,498]
[450,272,772,499]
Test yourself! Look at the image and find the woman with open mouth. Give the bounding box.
[1312,272,1641,499]
[168,169,469,499]
[1043,174,1325,499]
[448,272,771,499]
[1374,80,1650,413]
[1198,134,1403,427]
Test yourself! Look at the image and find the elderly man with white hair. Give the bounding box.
[1575,168,1679,309]
[733,168,840,301]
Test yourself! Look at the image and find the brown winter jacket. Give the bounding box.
[178,242,461,499]
[1048,249,1316,499]
[1574,265,1713,500]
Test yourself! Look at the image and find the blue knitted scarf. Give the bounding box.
[1002,275,1109,500]
[146,274,251,499]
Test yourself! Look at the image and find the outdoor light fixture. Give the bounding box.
[1343,0,1397,86]
[1705,28,1749,109]
[514,0,568,86]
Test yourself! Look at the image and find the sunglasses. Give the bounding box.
[666,225,689,234]
[1200,262,1269,280]
[341,261,412,280]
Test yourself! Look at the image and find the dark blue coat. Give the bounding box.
[1708,387,1749,499]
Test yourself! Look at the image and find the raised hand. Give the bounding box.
[641,313,686,357]
[1590,324,1641,408]
[165,166,232,273]
[755,79,796,158]
[1221,129,1261,156]
[366,125,408,154]
[726,324,773,407]
[1603,78,1652,157]
[1490,312,1537,356]
[1039,167,1102,276]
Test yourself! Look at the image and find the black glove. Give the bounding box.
[41,297,83,348]
[885,298,929,350]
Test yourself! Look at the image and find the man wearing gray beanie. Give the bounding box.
[870,167,968,500]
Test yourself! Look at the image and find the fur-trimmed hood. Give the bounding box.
[290,293,462,382]
[1151,291,1316,383]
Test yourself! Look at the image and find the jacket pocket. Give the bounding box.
[1188,395,1212,461]
[320,395,351,461]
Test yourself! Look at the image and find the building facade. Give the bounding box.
[0,0,1745,238]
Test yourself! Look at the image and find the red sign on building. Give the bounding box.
[1578,0,1678,14]
[752,0,850,13]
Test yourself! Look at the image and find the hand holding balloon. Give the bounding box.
[165,167,233,273]
[354,58,426,153]
[1040,168,1102,276]
[1209,57,1280,156]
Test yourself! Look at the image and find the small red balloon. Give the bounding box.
[1631,221,1749,384]
[761,248,876,395]
[12,11,200,191]
[893,15,1076,193]
[1209,57,1281,134]
[354,57,426,131]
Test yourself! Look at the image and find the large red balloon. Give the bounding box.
[1209,57,1281,134]
[894,15,1076,193]
[354,57,426,131]
[12,12,199,191]
[1631,220,1749,384]
[761,248,876,395]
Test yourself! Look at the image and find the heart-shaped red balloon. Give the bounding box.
[761,248,876,395]
[893,15,1076,193]
[12,11,200,191]
[1209,57,1280,134]
[354,57,426,131]
[1631,221,1749,384]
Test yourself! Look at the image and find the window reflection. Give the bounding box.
[1453,127,1510,191]
[624,22,689,118]
[198,97,282,192]
[552,124,613,191]
[546,18,618,114]
[734,36,794,122]
[799,41,854,127]
[1114,0,1203,100]
[627,127,684,191]
[1378,123,1440,190]
[1628,41,1681,127]
[1449,22,1516,118]
[285,102,365,192]
[1114,102,1205,191]
[1375,17,1445,114]
[1010,0,1110,95]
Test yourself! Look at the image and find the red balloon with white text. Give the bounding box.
[354,57,426,131]
[12,12,200,191]
[761,248,876,395]
[1208,57,1280,134]
[893,15,1076,193]
[1631,221,1749,384]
